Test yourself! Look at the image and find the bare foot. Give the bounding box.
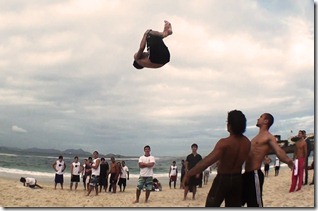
[133,200,139,204]
[163,20,173,37]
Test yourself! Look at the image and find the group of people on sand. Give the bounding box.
[181,110,315,207]
[50,153,130,196]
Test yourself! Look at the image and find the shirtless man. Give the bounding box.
[133,20,172,69]
[242,113,294,207]
[109,156,120,193]
[289,130,307,192]
[182,110,251,207]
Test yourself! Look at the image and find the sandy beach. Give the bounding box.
[0,167,314,208]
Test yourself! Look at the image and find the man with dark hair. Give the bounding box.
[99,157,109,192]
[183,110,251,207]
[303,130,312,185]
[87,151,101,196]
[183,143,202,201]
[52,155,66,190]
[70,156,81,191]
[289,130,307,192]
[242,113,294,207]
[133,20,172,69]
[20,177,43,189]
[134,145,156,203]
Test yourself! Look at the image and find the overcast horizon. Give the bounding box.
[0,1,314,156]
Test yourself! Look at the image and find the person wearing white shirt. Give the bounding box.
[133,145,155,203]
[70,156,81,190]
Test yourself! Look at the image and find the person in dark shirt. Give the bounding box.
[99,157,109,192]
[183,143,202,200]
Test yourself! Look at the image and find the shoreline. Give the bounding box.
[0,167,314,208]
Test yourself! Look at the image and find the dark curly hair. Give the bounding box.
[227,110,246,135]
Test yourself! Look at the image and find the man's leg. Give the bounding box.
[145,190,151,203]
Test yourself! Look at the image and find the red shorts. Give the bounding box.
[170,175,177,182]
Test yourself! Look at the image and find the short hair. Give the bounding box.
[227,110,246,135]
[144,145,151,150]
[191,143,198,148]
[58,155,63,159]
[264,113,274,129]
[133,60,144,69]
[101,157,105,161]
[299,130,306,135]
[74,156,78,159]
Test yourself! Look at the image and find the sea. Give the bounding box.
[0,151,313,184]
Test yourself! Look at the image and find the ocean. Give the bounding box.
[0,151,312,184]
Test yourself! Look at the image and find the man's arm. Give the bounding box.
[91,159,100,169]
[52,161,57,171]
[134,30,150,60]
[269,136,294,170]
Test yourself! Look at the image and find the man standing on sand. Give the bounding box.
[52,155,66,190]
[134,145,156,203]
[263,155,272,177]
[109,156,120,193]
[183,143,202,201]
[242,113,294,207]
[168,161,178,189]
[289,130,307,192]
[133,20,172,69]
[87,151,101,196]
[183,110,251,207]
[70,156,81,191]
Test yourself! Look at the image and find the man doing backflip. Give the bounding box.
[133,20,172,69]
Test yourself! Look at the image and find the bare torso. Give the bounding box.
[245,131,273,172]
[294,139,307,159]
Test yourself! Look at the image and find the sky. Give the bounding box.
[0,0,315,156]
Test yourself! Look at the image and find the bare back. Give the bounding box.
[217,135,251,174]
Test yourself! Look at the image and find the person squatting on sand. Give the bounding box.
[134,145,156,203]
[242,113,294,207]
[182,110,251,207]
[20,177,43,189]
[133,20,172,69]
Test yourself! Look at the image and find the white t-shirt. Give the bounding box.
[275,159,280,167]
[139,155,155,177]
[72,161,81,175]
[91,158,100,176]
[170,165,177,176]
[25,177,36,186]
[55,160,65,175]
[120,166,129,179]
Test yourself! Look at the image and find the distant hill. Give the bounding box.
[0,146,136,158]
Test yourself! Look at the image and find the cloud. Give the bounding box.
[0,1,314,156]
[12,125,27,133]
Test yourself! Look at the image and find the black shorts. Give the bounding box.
[206,173,242,207]
[71,175,80,182]
[118,178,127,186]
[99,176,107,186]
[242,170,264,207]
[275,166,280,171]
[147,32,170,65]
[110,173,117,185]
[55,174,64,184]
[264,164,269,171]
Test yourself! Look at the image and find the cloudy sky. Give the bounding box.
[0,0,314,156]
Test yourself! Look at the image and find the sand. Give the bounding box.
[0,167,314,208]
